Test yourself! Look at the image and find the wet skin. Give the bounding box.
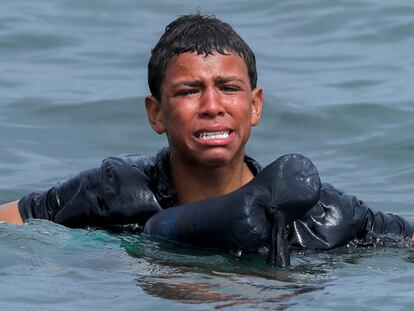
[145,51,263,170]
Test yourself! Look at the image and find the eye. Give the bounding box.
[175,88,198,97]
[221,85,240,93]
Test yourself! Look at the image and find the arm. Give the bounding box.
[289,183,414,249]
[4,155,162,227]
[0,200,23,224]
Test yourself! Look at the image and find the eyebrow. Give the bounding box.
[171,80,203,88]
[215,76,245,84]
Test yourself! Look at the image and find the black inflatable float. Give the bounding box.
[144,153,321,267]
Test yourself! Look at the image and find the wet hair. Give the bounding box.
[148,14,257,101]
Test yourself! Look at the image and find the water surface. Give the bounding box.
[1,0,414,310]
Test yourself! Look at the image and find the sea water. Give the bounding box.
[1,0,414,310]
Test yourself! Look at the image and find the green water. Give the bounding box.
[1,0,414,310]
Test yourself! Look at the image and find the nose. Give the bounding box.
[198,87,225,118]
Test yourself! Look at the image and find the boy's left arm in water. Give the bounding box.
[288,182,414,248]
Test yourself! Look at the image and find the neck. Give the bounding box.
[170,154,254,206]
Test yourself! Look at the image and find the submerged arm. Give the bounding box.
[289,183,414,248]
[1,156,162,227]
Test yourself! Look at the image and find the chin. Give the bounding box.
[174,145,244,168]
[194,151,239,167]
[201,157,230,167]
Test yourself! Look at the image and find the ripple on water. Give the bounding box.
[2,0,414,310]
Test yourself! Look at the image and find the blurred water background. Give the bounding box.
[1,0,414,310]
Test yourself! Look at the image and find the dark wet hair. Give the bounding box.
[148,14,257,100]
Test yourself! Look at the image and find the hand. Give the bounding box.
[0,200,23,224]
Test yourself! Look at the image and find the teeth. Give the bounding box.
[195,131,230,139]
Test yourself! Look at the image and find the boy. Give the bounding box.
[1,14,413,249]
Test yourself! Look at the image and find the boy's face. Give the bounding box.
[145,51,263,168]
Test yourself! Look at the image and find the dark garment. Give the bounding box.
[289,183,413,249]
[18,148,413,249]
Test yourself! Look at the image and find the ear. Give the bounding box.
[145,96,166,134]
[250,87,263,126]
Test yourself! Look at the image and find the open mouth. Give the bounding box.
[193,131,231,139]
